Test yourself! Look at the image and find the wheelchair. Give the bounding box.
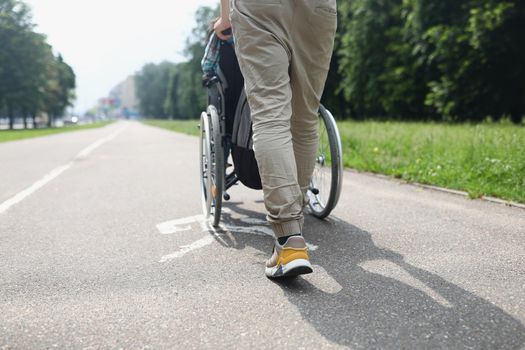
[200,71,343,227]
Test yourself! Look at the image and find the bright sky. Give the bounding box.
[25,0,218,113]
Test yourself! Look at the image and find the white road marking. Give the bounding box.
[157,215,203,234]
[157,213,319,263]
[307,243,319,251]
[158,235,214,263]
[0,126,126,215]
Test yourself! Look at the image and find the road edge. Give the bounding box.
[345,169,525,210]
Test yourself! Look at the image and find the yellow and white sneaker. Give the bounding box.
[265,236,313,278]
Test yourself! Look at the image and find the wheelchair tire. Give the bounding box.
[199,107,224,227]
[199,112,212,219]
[208,105,224,227]
[308,105,343,219]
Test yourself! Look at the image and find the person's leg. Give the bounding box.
[290,0,337,200]
[231,1,304,238]
[230,0,336,278]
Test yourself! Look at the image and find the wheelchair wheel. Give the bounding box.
[199,106,224,227]
[308,105,343,219]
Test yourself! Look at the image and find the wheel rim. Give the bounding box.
[309,113,333,213]
[308,105,343,219]
[200,113,212,217]
[209,122,219,218]
[207,105,223,226]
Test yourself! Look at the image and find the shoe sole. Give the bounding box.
[265,259,313,279]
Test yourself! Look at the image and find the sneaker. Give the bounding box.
[265,236,313,278]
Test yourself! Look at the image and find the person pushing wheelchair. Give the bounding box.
[214,0,337,278]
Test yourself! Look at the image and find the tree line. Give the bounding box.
[136,1,525,123]
[135,6,214,121]
[0,0,76,129]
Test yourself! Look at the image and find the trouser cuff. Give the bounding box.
[271,219,303,238]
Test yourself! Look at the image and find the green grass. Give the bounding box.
[0,121,114,143]
[144,118,525,203]
[338,120,525,203]
[142,119,200,137]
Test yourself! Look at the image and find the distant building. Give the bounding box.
[107,76,139,119]
[91,76,139,119]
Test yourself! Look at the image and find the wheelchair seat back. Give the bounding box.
[231,90,262,190]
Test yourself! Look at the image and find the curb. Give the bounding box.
[345,169,525,210]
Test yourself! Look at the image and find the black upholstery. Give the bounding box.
[218,43,244,136]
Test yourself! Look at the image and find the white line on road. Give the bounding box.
[0,126,127,215]
[156,215,205,234]
[158,235,215,263]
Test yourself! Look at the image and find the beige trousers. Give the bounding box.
[230,0,337,237]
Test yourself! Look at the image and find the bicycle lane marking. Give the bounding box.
[0,125,127,215]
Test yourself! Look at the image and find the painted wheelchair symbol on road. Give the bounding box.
[156,210,318,263]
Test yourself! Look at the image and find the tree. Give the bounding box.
[336,0,525,122]
[42,54,76,126]
[0,0,34,128]
[0,0,76,129]
[321,6,350,120]
[158,5,218,120]
[337,0,404,118]
[135,61,175,119]
[414,0,525,122]
[164,64,181,119]
[173,6,217,120]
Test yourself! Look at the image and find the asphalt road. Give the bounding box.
[1,121,524,349]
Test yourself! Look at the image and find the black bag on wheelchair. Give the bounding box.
[231,90,263,190]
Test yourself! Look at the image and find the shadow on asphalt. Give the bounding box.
[216,201,525,349]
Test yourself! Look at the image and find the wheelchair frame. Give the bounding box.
[200,74,343,227]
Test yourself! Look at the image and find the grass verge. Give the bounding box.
[144,119,525,204]
[142,119,200,137]
[0,121,114,143]
[339,120,525,203]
